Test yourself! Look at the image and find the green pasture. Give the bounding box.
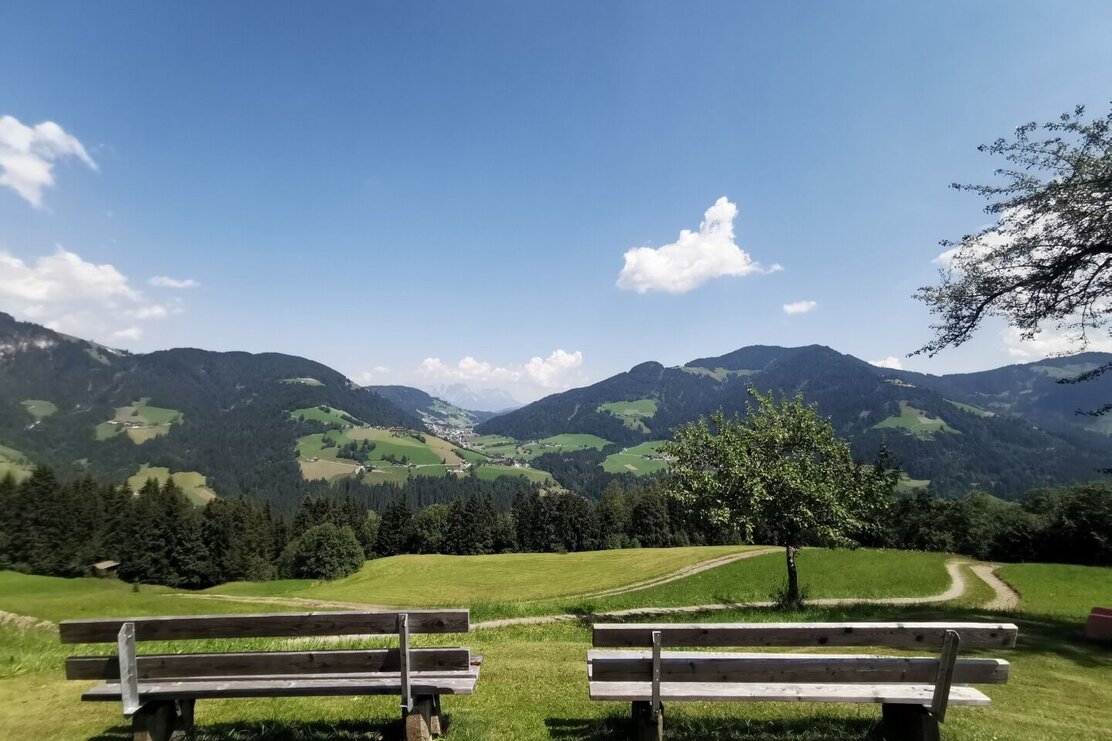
[0,443,32,482]
[472,464,552,484]
[0,548,1111,740]
[872,401,959,439]
[290,405,353,428]
[895,473,931,492]
[455,448,490,464]
[598,398,658,431]
[95,399,183,444]
[999,562,1112,620]
[20,399,57,420]
[282,377,324,386]
[519,433,612,460]
[600,440,667,475]
[946,399,995,417]
[127,465,216,504]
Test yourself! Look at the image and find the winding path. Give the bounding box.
[969,563,1022,611]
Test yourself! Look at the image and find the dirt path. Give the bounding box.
[969,563,1022,611]
[168,593,392,611]
[473,559,973,629]
[553,547,780,601]
[0,609,54,631]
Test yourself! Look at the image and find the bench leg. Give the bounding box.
[429,694,443,737]
[631,700,664,741]
[404,695,435,741]
[881,704,940,741]
[174,698,195,736]
[132,701,176,741]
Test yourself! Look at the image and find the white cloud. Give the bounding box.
[782,300,817,315]
[0,115,96,207]
[870,356,904,370]
[149,275,200,289]
[617,197,774,294]
[355,366,392,384]
[417,349,585,401]
[1001,325,1112,360]
[0,247,184,347]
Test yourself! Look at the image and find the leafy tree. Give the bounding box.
[290,523,364,579]
[628,488,671,548]
[412,504,450,553]
[915,104,1112,388]
[665,389,895,606]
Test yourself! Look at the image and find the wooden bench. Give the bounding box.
[60,609,480,741]
[587,621,1018,741]
[1085,607,1112,643]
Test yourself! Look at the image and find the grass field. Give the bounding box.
[96,399,183,444]
[872,401,959,439]
[290,405,353,427]
[473,464,552,484]
[998,562,1112,619]
[597,398,658,432]
[282,377,324,386]
[600,440,668,475]
[1,548,1110,740]
[946,399,995,417]
[519,433,612,460]
[127,465,217,505]
[895,473,931,492]
[0,442,32,482]
[20,399,57,419]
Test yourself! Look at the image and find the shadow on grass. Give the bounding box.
[87,718,403,740]
[546,713,877,741]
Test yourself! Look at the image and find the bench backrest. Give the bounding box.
[592,621,1018,650]
[60,610,472,716]
[59,610,469,643]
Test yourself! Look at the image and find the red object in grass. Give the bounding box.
[1086,607,1112,643]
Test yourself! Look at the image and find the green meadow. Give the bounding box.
[20,398,58,420]
[0,548,1109,740]
[601,440,668,475]
[127,465,217,505]
[0,443,32,482]
[872,401,958,439]
[598,398,658,431]
[95,398,183,444]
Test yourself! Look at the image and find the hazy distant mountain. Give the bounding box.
[366,385,497,427]
[424,383,522,414]
[477,344,1112,498]
[0,312,418,508]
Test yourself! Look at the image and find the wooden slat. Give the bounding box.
[588,651,1009,685]
[588,681,993,706]
[80,675,478,701]
[931,630,960,721]
[592,622,1018,649]
[59,610,469,644]
[66,648,471,680]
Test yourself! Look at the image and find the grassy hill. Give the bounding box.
[0,548,1109,740]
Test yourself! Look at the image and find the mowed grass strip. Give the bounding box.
[999,562,1112,620]
[218,546,755,606]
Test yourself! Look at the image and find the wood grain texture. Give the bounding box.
[66,648,471,680]
[59,610,469,644]
[587,681,993,706]
[588,651,1009,684]
[81,675,479,701]
[592,622,1018,649]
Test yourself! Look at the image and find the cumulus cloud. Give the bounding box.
[782,300,817,315]
[0,115,96,207]
[870,356,904,370]
[0,247,183,347]
[1001,325,1112,360]
[417,349,585,401]
[355,366,392,384]
[149,275,200,289]
[617,197,774,294]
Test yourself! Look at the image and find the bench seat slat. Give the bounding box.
[587,681,993,706]
[81,675,478,701]
[593,622,1018,649]
[587,651,1009,685]
[59,610,469,644]
[66,648,470,680]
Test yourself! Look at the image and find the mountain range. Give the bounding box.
[3,311,1110,503]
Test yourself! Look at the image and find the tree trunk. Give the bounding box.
[785,545,799,606]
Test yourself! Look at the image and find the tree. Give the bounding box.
[664,389,895,606]
[915,105,1112,385]
[374,497,414,556]
[290,523,365,579]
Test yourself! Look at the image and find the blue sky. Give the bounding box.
[2,2,1111,402]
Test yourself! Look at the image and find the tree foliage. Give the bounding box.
[916,104,1112,365]
[664,389,897,604]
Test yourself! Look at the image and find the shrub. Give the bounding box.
[289,523,365,580]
